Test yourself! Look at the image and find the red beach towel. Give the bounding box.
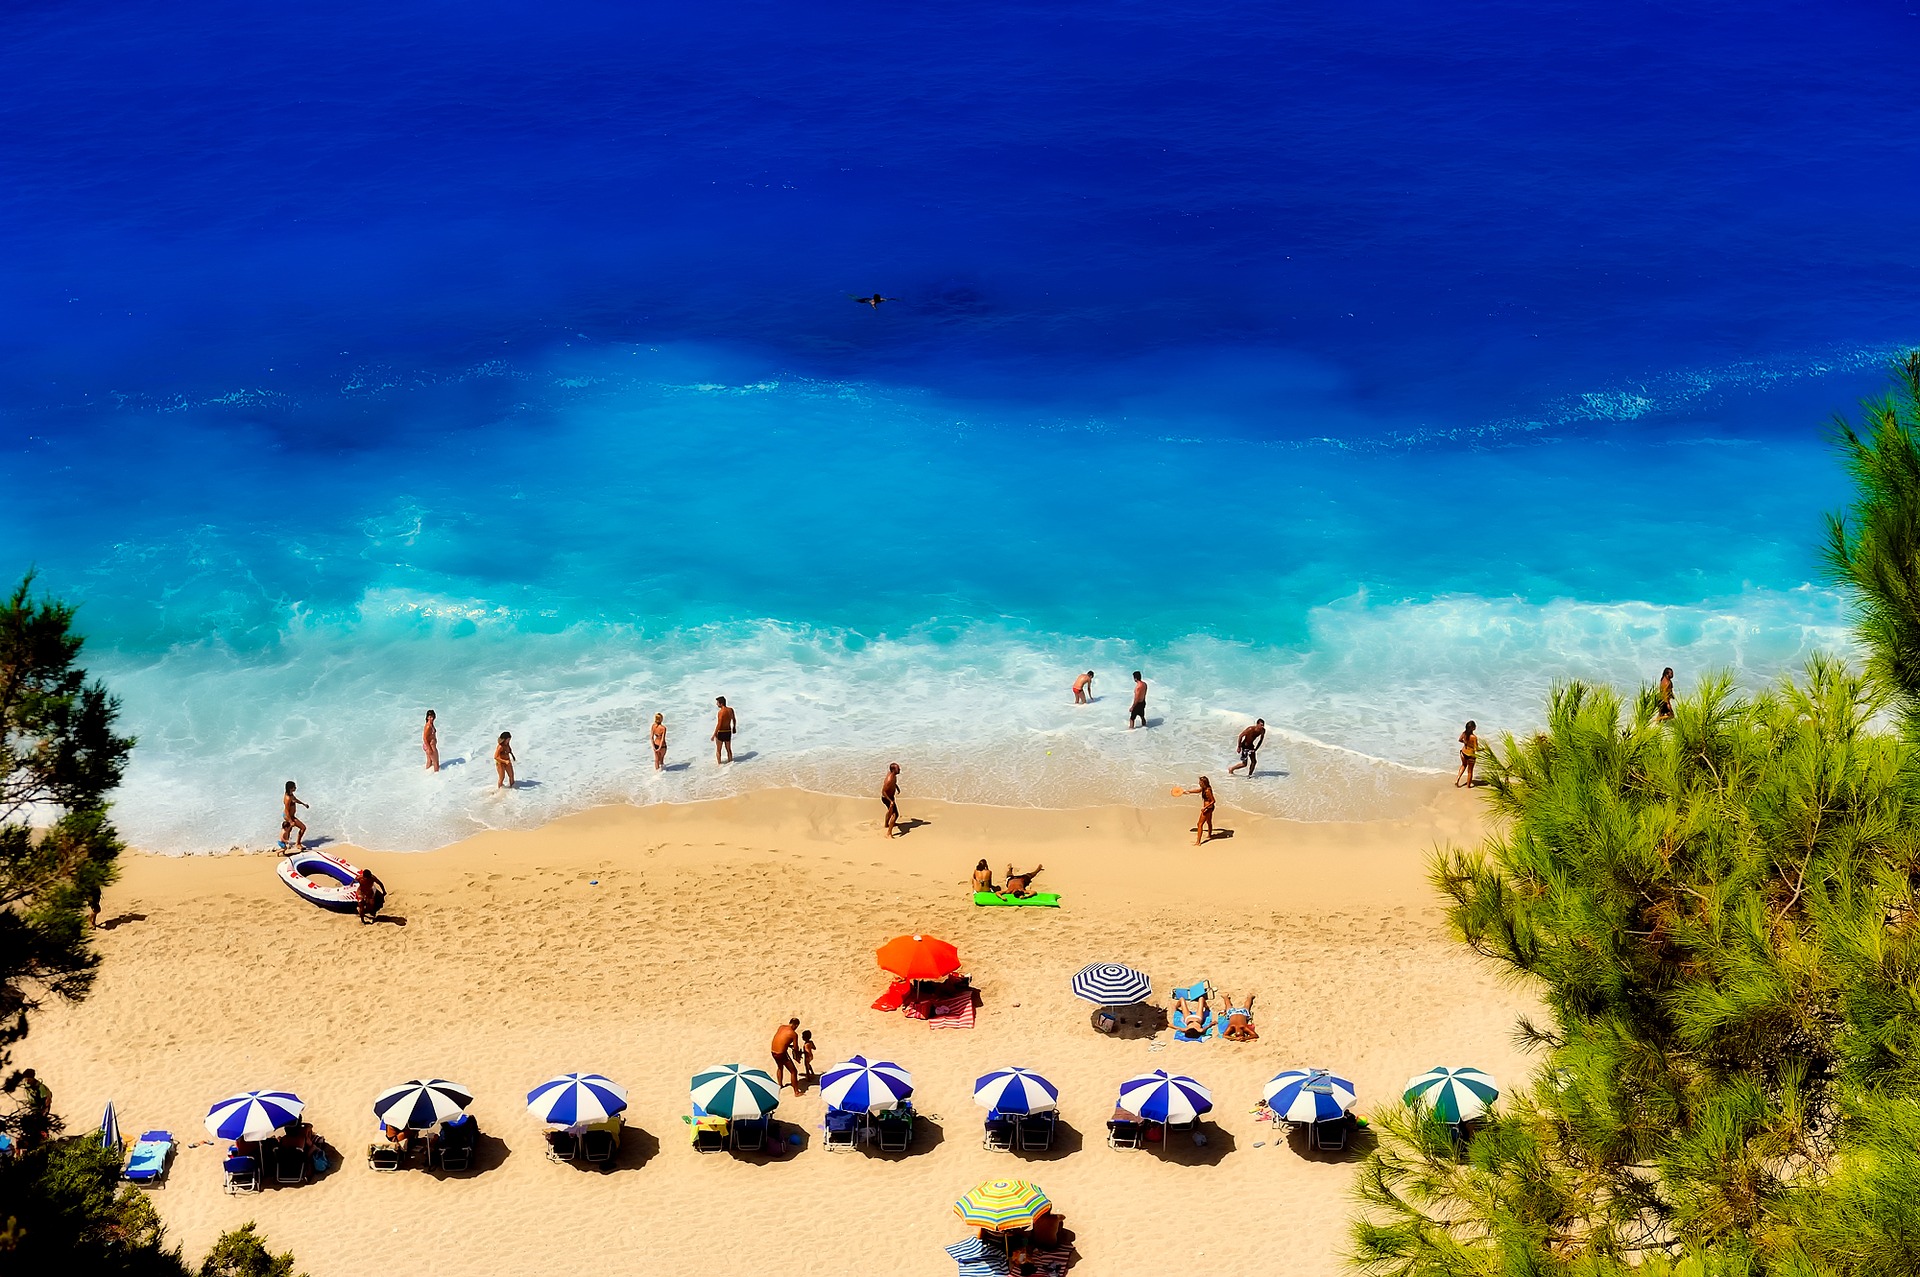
[870,979,910,1012]
[927,993,976,1029]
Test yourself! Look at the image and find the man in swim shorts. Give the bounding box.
[1073,670,1095,704]
[771,1017,802,1092]
[1228,719,1266,777]
[881,762,902,836]
[1004,863,1043,897]
[712,696,737,764]
[1129,672,1147,729]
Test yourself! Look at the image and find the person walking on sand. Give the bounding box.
[422,709,440,772]
[1227,719,1266,777]
[881,762,903,837]
[1175,776,1215,844]
[799,1029,817,1081]
[1073,670,1095,704]
[1456,721,1478,788]
[494,731,517,789]
[771,1017,802,1092]
[1657,667,1675,721]
[651,713,667,770]
[281,781,309,850]
[356,867,387,925]
[1129,671,1148,729]
[712,697,737,765]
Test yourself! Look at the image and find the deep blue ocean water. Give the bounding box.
[3,1,1916,849]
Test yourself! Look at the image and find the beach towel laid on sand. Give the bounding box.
[972,891,1061,908]
[944,1237,1010,1277]
[1171,1007,1220,1042]
[927,993,977,1030]
[871,979,910,1012]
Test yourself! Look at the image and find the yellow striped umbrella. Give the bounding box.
[953,1178,1051,1232]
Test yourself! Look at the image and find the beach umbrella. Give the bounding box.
[526,1073,629,1128]
[372,1078,474,1131]
[876,933,961,981]
[1264,1069,1358,1124]
[973,1067,1060,1115]
[99,1099,121,1151]
[1117,1070,1213,1124]
[819,1055,913,1113]
[1071,962,1150,1005]
[953,1178,1052,1232]
[205,1090,305,1142]
[1404,1066,1499,1123]
[690,1064,781,1119]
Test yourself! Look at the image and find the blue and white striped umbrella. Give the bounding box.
[820,1055,913,1113]
[1264,1069,1358,1123]
[1071,962,1151,1005]
[526,1073,629,1127]
[1117,1070,1212,1124]
[1404,1067,1498,1122]
[205,1090,305,1142]
[690,1064,781,1119]
[373,1079,474,1130]
[973,1067,1060,1115]
[100,1099,121,1151]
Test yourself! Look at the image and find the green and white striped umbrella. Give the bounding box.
[1404,1066,1498,1122]
[690,1064,781,1119]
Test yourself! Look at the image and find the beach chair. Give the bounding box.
[1312,1117,1349,1152]
[222,1154,260,1193]
[982,1111,1015,1151]
[368,1137,404,1171]
[691,1115,729,1153]
[437,1115,477,1171]
[1171,981,1209,1001]
[731,1117,767,1152]
[273,1143,308,1185]
[1106,1107,1143,1149]
[1017,1110,1057,1152]
[122,1131,174,1187]
[546,1129,579,1161]
[823,1107,863,1151]
[876,1104,914,1152]
[581,1128,617,1165]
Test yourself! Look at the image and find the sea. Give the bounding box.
[3,0,1915,852]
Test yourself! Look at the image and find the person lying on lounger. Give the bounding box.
[1219,992,1258,1041]
[1174,992,1211,1038]
[1004,863,1043,897]
[972,859,998,893]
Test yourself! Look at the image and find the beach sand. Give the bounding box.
[28,784,1534,1276]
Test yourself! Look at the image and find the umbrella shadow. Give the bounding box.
[564,1125,657,1173]
[1286,1119,1375,1164]
[1155,1121,1235,1166]
[871,1115,943,1160]
[732,1118,806,1163]
[1094,1004,1167,1040]
[1010,1117,1084,1162]
[444,1132,513,1177]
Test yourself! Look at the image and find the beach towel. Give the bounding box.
[1171,1007,1219,1042]
[871,979,910,1012]
[944,1238,1010,1277]
[927,993,977,1030]
[973,891,1061,908]
[1030,1244,1074,1277]
[123,1131,173,1184]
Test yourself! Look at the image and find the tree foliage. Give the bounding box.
[1349,358,1920,1277]
[196,1223,303,1277]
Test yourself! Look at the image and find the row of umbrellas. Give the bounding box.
[197,1064,1499,1142]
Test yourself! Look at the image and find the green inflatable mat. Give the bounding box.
[973,891,1061,908]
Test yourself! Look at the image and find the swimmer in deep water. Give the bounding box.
[850,294,897,307]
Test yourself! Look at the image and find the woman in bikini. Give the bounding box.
[972,859,998,893]
[495,731,517,789]
[1177,776,1215,845]
[651,713,667,770]
[422,709,440,772]
[1456,720,1478,788]
[281,781,309,849]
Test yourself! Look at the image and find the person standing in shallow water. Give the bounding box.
[1657,667,1676,721]
[651,713,667,770]
[422,709,439,772]
[494,731,516,789]
[1456,721,1478,788]
[1129,671,1148,729]
[712,696,736,764]
[281,781,308,849]
[881,762,902,837]
[1073,670,1095,704]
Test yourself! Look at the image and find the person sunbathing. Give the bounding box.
[1220,992,1259,1041]
[1174,993,1211,1038]
[972,859,997,893]
[1004,863,1043,897]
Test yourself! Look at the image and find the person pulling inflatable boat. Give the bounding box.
[278,849,385,921]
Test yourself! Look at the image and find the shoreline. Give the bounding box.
[36,784,1529,1276]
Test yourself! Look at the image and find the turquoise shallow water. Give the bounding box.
[1,2,1913,849]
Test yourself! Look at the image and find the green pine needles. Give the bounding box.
[1349,358,1920,1277]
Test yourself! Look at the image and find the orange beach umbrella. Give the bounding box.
[877,933,961,981]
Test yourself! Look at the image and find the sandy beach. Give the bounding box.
[28,784,1535,1276]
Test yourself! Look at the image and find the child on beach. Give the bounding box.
[799,1029,816,1079]
[495,732,516,789]
[281,781,308,849]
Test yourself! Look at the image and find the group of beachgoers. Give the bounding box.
[1173,988,1259,1043]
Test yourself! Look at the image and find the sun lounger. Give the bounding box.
[983,1111,1015,1151]
[731,1117,768,1152]
[368,1141,403,1171]
[1017,1111,1057,1151]
[876,1106,914,1152]
[546,1129,579,1162]
[273,1144,308,1185]
[123,1131,174,1187]
[581,1128,617,1164]
[824,1106,864,1151]
[945,1237,1011,1277]
[222,1154,259,1193]
[691,1115,729,1153]
[1107,1104,1143,1148]
[1312,1117,1349,1152]
[1171,981,1209,1001]
[972,891,1061,908]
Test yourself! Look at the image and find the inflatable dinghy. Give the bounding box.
[277,849,378,913]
